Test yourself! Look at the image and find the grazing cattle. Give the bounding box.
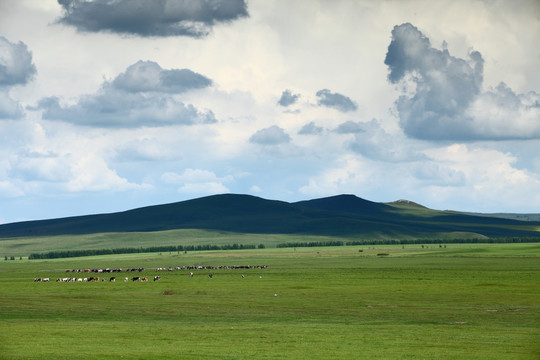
[109,277,116,282]
[124,277,128,282]
[189,272,194,277]
[208,274,213,278]
[132,277,140,281]
[153,276,160,281]
[141,277,148,281]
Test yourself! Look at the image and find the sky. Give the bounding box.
[0,0,539,223]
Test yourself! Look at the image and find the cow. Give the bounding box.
[109,277,116,282]
[132,277,140,281]
[141,277,148,281]
[153,276,160,281]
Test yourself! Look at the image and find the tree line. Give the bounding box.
[276,237,540,248]
[18,236,540,260]
[28,243,265,260]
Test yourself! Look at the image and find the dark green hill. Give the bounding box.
[294,194,393,214]
[0,193,539,239]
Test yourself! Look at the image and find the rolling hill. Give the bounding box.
[0,194,539,239]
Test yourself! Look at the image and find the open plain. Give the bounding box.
[0,243,539,359]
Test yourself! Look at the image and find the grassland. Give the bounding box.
[0,243,539,359]
[0,229,371,257]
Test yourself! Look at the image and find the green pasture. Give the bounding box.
[0,229,352,257]
[0,243,539,359]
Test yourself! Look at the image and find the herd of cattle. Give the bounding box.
[34,276,160,282]
[33,264,268,283]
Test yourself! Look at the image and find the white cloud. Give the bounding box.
[385,22,540,141]
[0,36,36,86]
[0,180,25,198]
[56,0,249,38]
[249,125,290,145]
[422,144,540,211]
[465,83,540,139]
[316,89,357,112]
[0,90,23,119]
[66,153,148,192]
[112,60,212,94]
[249,185,261,193]
[177,182,229,195]
[10,150,71,182]
[299,156,372,197]
[347,119,426,162]
[161,168,233,196]
[34,60,216,128]
[114,137,181,162]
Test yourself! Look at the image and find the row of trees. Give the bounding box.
[28,243,266,260]
[18,236,540,260]
[4,256,22,260]
[276,237,540,248]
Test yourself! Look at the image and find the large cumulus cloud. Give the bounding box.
[385,23,540,141]
[34,61,215,128]
[57,0,248,38]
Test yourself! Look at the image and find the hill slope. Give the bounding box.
[0,194,538,239]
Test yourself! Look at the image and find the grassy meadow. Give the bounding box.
[0,229,353,257]
[0,243,539,359]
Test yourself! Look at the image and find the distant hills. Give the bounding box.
[0,194,539,239]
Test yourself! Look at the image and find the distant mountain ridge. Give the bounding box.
[0,193,539,239]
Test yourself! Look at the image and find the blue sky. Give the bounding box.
[0,0,539,223]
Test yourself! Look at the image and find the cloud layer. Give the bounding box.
[57,0,249,37]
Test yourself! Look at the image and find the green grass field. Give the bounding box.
[0,229,356,257]
[1,243,539,359]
